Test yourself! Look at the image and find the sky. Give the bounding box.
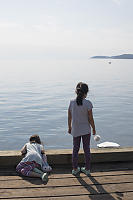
[0,0,133,60]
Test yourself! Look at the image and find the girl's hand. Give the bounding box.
[41,149,45,154]
[93,129,96,135]
[68,127,71,134]
[21,145,27,155]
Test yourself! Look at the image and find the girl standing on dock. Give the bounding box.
[16,134,52,182]
[68,82,96,175]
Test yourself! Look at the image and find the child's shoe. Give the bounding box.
[81,167,90,176]
[41,173,48,182]
[72,167,80,175]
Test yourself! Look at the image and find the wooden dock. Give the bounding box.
[0,162,133,200]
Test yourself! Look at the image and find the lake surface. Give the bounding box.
[0,59,133,150]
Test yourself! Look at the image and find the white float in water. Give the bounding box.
[97,142,120,148]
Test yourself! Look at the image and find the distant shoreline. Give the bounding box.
[91,54,133,59]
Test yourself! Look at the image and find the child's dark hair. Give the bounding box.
[29,134,41,144]
[76,82,89,105]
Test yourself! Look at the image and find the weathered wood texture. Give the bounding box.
[0,167,133,200]
[1,147,133,167]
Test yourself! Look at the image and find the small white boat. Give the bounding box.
[97,142,120,148]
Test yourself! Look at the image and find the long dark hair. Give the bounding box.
[29,134,41,144]
[76,82,89,105]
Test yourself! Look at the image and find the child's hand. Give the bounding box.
[93,129,96,135]
[21,152,26,156]
[21,145,27,155]
[41,149,45,154]
[68,127,71,134]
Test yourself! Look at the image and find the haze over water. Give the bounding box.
[0,59,133,150]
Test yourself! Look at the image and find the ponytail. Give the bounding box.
[76,82,89,106]
[76,89,84,105]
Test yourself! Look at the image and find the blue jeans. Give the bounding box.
[72,134,91,170]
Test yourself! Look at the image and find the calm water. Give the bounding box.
[0,59,133,150]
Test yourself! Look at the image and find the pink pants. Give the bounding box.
[16,161,40,176]
[72,134,91,170]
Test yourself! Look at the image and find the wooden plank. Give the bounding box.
[49,170,133,178]
[43,192,133,200]
[0,192,133,200]
[28,192,133,200]
[1,169,133,180]
[0,174,133,188]
[0,169,133,199]
[50,172,133,182]
[0,182,133,198]
[0,195,116,200]
[52,192,133,200]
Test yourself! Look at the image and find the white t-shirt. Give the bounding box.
[69,98,93,137]
[21,142,44,167]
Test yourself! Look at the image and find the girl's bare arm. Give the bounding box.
[88,109,96,135]
[40,143,45,154]
[68,109,72,133]
[21,145,27,155]
[41,148,45,154]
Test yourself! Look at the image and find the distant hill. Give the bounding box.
[91,54,133,59]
